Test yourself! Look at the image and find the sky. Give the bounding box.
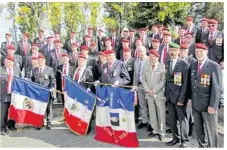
[0,7,13,43]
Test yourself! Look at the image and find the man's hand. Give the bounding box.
[94,80,100,87]
[148,89,154,96]
[177,102,184,106]
[208,106,216,114]
[187,99,192,107]
[220,61,224,69]
[112,80,119,87]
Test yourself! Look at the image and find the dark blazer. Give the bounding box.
[93,61,103,81]
[0,66,21,102]
[16,41,31,57]
[100,59,130,85]
[34,36,47,49]
[128,37,137,51]
[201,31,224,64]
[196,28,208,43]
[73,67,93,89]
[96,36,106,51]
[31,65,56,88]
[1,41,17,57]
[109,35,121,49]
[149,33,160,41]
[121,57,136,86]
[188,43,196,58]
[63,38,79,53]
[68,51,79,68]
[165,57,189,104]
[188,59,222,111]
[158,44,171,65]
[40,44,55,56]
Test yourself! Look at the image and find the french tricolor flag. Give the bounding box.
[64,76,96,136]
[8,77,50,127]
[95,86,139,147]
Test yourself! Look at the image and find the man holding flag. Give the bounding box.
[1,56,21,135]
[31,54,56,130]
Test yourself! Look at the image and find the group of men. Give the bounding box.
[0,16,224,148]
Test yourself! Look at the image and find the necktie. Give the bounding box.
[181,38,184,44]
[187,28,190,33]
[197,62,201,72]
[74,68,80,81]
[138,60,142,83]
[112,37,115,47]
[39,68,42,76]
[7,68,13,94]
[209,33,213,45]
[23,41,27,55]
[107,62,112,74]
[63,65,67,75]
[152,64,155,70]
[163,45,167,63]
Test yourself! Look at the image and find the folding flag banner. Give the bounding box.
[8,77,50,127]
[95,86,139,147]
[64,76,96,136]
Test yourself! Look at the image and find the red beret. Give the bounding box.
[208,19,218,24]
[72,43,78,47]
[157,25,164,28]
[78,54,87,59]
[7,45,16,50]
[150,49,160,57]
[39,29,44,32]
[98,29,103,32]
[91,42,96,46]
[136,38,143,42]
[123,47,131,52]
[186,16,193,21]
[162,27,169,31]
[6,56,15,62]
[23,33,29,37]
[195,43,208,50]
[122,38,129,43]
[129,29,136,32]
[112,29,117,32]
[202,18,209,22]
[98,51,106,56]
[123,30,128,32]
[152,39,160,43]
[54,40,61,44]
[104,50,115,55]
[180,44,188,49]
[139,28,147,32]
[62,53,69,58]
[38,54,45,59]
[88,27,93,30]
[184,32,193,37]
[105,38,111,42]
[47,36,53,39]
[163,31,172,36]
[81,45,89,51]
[71,31,76,34]
[31,57,38,61]
[6,33,11,36]
[31,43,38,47]
[85,35,90,38]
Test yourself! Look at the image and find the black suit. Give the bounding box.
[93,61,103,81]
[63,38,78,53]
[96,36,106,51]
[40,44,55,57]
[68,51,79,68]
[196,28,208,43]
[201,31,224,64]
[73,67,93,89]
[34,37,47,49]
[189,59,221,147]
[188,43,196,58]
[109,35,121,49]
[165,57,189,142]
[121,57,135,86]
[158,44,171,65]
[149,33,160,41]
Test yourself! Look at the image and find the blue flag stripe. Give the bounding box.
[65,76,96,111]
[12,77,50,103]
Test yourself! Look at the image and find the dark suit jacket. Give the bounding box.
[68,51,79,67]
[31,65,56,88]
[100,59,130,85]
[158,44,171,65]
[165,57,189,104]
[109,35,121,49]
[23,55,33,79]
[188,43,196,58]
[189,59,222,111]
[73,67,93,89]
[46,48,67,73]
[34,36,47,49]
[149,33,160,41]
[96,36,106,51]
[1,41,17,57]
[56,64,75,91]
[0,66,21,102]
[128,37,137,51]
[93,61,103,81]
[40,44,55,56]
[16,41,31,57]
[63,38,79,53]
[201,31,224,64]
[121,57,136,86]
[196,28,208,43]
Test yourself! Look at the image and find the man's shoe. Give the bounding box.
[148,132,159,138]
[159,135,165,141]
[11,126,17,131]
[166,139,180,146]
[86,126,92,135]
[46,124,52,130]
[147,124,153,132]
[137,122,147,129]
[36,127,41,130]
[166,128,172,133]
[180,141,188,148]
[135,118,139,124]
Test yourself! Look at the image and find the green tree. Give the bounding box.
[48,2,61,33]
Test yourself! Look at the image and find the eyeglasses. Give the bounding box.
[208,25,215,27]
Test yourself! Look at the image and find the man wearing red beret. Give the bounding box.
[40,36,55,56]
[174,27,186,45]
[96,29,106,52]
[88,42,99,60]
[68,43,79,68]
[158,31,172,64]
[93,51,107,81]
[116,38,130,60]
[103,38,115,52]
[188,43,222,147]
[139,28,151,50]
[16,33,32,57]
[1,33,16,57]
[31,54,56,130]
[151,39,161,52]
[34,29,47,49]
[184,32,196,58]
[63,31,80,53]
[109,29,120,49]
[129,29,137,50]
[142,49,166,141]
[1,56,21,135]
[196,18,209,43]
[185,16,198,42]
[149,25,160,40]
[87,27,95,42]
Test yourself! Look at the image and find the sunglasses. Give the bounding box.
[208,25,215,27]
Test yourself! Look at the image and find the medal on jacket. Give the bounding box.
[203,74,207,87]
[44,74,48,80]
[178,72,182,86]
[216,37,223,46]
[112,70,118,77]
[200,74,204,85]
[174,72,182,86]
[207,75,210,85]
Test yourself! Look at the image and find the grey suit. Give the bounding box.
[100,59,130,85]
[165,57,189,142]
[34,37,47,49]
[189,59,221,147]
[16,41,31,57]
[0,66,21,131]
[133,56,148,124]
[31,66,56,124]
[40,44,55,57]
[142,61,166,135]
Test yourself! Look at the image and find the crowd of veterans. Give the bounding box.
[0,16,224,148]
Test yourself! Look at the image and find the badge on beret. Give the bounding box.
[112,70,118,77]
[44,74,48,80]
